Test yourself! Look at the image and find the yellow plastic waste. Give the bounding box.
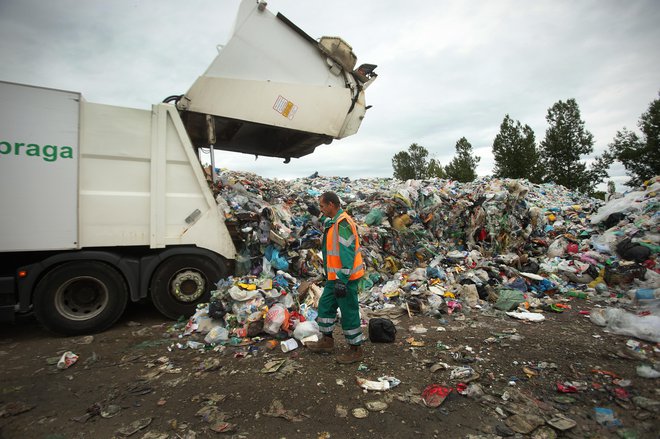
[392,214,412,230]
[237,283,257,291]
[587,276,606,289]
[384,256,400,273]
[393,193,412,207]
[384,290,400,299]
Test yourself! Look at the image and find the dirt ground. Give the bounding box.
[0,298,658,439]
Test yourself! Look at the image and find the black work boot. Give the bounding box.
[336,345,364,364]
[306,336,334,353]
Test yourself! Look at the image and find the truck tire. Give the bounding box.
[150,255,228,320]
[33,261,129,335]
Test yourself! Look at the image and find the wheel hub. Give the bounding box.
[171,270,205,302]
[55,276,108,321]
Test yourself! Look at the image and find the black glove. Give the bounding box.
[307,204,321,217]
[334,281,347,298]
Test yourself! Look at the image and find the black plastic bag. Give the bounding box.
[616,238,651,263]
[368,318,396,343]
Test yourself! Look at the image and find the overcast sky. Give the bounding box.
[1,0,658,190]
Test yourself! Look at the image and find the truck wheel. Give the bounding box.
[150,255,228,320]
[33,261,129,335]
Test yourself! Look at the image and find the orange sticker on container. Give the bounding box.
[273,95,298,120]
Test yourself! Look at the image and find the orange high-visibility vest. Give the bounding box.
[325,212,365,281]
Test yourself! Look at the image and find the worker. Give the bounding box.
[306,191,365,363]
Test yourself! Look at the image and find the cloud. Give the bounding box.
[1,0,658,192]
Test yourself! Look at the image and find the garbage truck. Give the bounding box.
[0,0,377,335]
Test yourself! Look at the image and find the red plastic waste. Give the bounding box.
[556,382,578,393]
[421,384,453,407]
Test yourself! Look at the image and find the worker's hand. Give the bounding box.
[334,281,347,298]
[307,204,321,217]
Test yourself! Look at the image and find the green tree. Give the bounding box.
[392,143,445,180]
[445,137,480,182]
[608,93,660,187]
[492,114,541,182]
[427,158,446,178]
[538,99,598,193]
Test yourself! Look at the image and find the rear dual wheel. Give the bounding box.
[33,261,128,335]
[150,255,229,320]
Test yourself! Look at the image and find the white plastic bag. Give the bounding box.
[293,321,321,340]
[589,308,607,327]
[264,303,288,335]
[547,238,567,258]
[506,311,546,322]
[603,307,660,343]
[277,291,295,308]
[204,326,229,344]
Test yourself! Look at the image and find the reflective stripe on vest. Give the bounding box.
[325,212,365,281]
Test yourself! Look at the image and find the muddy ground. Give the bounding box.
[0,298,658,439]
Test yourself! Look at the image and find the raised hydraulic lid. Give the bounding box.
[175,0,377,161]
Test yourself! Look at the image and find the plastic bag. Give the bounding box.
[494,289,525,311]
[547,238,567,258]
[602,307,660,343]
[369,318,397,343]
[589,308,607,327]
[277,291,294,308]
[265,246,289,271]
[364,208,384,226]
[57,351,79,370]
[426,294,445,316]
[293,321,321,340]
[235,248,252,276]
[204,326,229,344]
[458,284,480,307]
[358,276,374,293]
[264,303,289,335]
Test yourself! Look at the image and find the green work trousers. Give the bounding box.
[316,280,363,345]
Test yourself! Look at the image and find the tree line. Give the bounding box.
[391,92,660,196]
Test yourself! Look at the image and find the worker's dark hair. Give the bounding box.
[320,191,341,207]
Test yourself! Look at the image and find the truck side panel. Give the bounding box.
[79,102,236,260]
[0,81,79,252]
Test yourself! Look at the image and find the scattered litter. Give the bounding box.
[56,351,79,370]
[546,414,577,431]
[262,399,307,422]
[506,311,546,322]
[593,407,622,427]
[365,400,388,411]
[261,359,287,374]
[116,417,152,437]
[409,324,428,334]
[636,364,660,379]
[335,404,348,418]
[421,384,452,407]
[280,338,299,353]
[100,404,121,419]
[210,422,238,433]
[356,376,401,391]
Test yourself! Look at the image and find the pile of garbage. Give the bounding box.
[181,170,659,344]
